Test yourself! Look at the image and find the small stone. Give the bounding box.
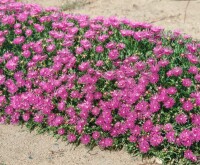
[28,155,33,159]
[155,158,162,164]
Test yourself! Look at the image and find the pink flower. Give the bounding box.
[150,65,160,73]
[142,120,153,132]
[17,13,28,22]
[194,74,200,82]
[25,29,33,37]
[0,75,5,85]
[179,130,193,147]
[34,114,44,123]
[117,80,126,89]
[195,98,200,106]
[149,73,159,84]
[13,36,25,45]
[2,15,15,25]
[95,45,104,53]
[57,101,66,111]
[182,78,192,87]
[80,134,91,145]
[134,31,147,41]
[175,114,187,124]
[188,66,198,74]
[163,123,173,132]
[22,113,30,122]
[6,59,18,70]
[103,71,115,80]
[187,43,197,53]
[167,87,177,95]
[91,107,100,116]
[186,53,198,64]
[138,140,150,153]
[3,52,13,60]
[129,135,137,142]
[117,43,125,50]
[135,61,146,71]
[5,106,14,115]
[172,67,183,76]
[46,44,56,52]
[14,29,22,35]
[191,127,200,142]
[108,49,119,60]
[92,131,100,140]
[182,100,193,111]
[158,59,169,67]
[167,67,183,77]
[153,45,164,58]
[58,128,65,135]
[163,97,175,109]
[78,62,90,71]
[120,30,134,37]
[53,116,64,126]
[96,60,104,67]
[67,133,76,143]
[166,131,175,143]
[22,50,31,58]
[34,24,45,32]
[130,125,141,135]
[0,37,5,46]
[163,47,173,55]
[184,150,197,162]
[80,39,91,50]
[101,138,113,148]
[98,34,109,42]
[191,114,200,126]
[99,137,113,148]
[75,47,84,54]
[0,115,6,124]
[179,98,185,103]
[150,134,163,147]
[149,100,160,113]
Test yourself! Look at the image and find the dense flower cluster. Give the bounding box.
[0,0,200,164]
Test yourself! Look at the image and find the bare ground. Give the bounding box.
[0,125,161,165]
[22,0,200,39]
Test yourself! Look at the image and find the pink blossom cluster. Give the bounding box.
[0,0,199,163]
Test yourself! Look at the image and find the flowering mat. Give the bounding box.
[0,0,200,164]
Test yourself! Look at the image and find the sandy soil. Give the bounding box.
[22,0,200,40]
[0,124,160,165]
[0,0,200,165]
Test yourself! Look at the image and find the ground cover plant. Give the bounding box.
[0,0,200,164]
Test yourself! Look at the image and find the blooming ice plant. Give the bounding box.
[0,0,200,164]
